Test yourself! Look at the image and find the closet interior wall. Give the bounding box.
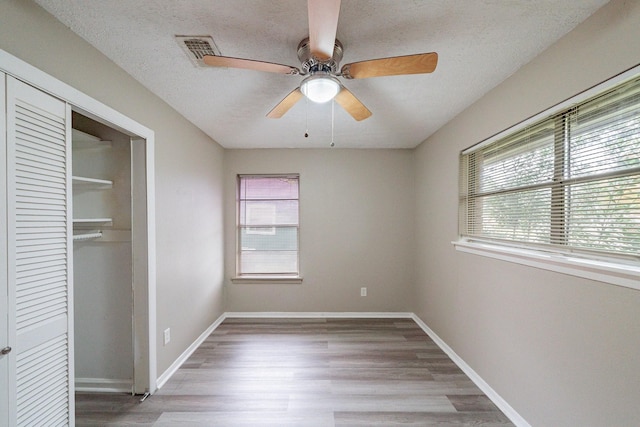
[72,112,133,391]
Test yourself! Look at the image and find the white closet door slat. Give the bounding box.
[16,259,66,276]
[15,162,65,181]
[15,102,66,130]
[16,292,65,314]
[15,209,65,220]
[16,251,66,267]
[15,113,66,145]
[16,142,65,162]
[16,138,65,163]
[16,140,65,160]
[16,184,66,198]
[17,185,65,198]
[16,299,66,330]
[16,124,64,154]
[17,222,67,231]
[16,198,66,210]
[16,263,66,282]
[14,272,65,295]
[14,133,66,158]
[16,200,65,210]
[17,237,67,247]
[17,292,66,315]
[17,279,66,301]
[16,240,67,253]
[15,155,65,176]
[17,334,66,368]
[15,132,65,157]
[16,171,66,189]
[16,143,65,165]
[18,246,66,259]
[16,240,66,254]
[15,106,66,136]
[16,244,66,257]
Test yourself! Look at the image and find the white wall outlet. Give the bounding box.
[360,287,367,297]
[163,328,171,345]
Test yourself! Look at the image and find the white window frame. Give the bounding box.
[232,174,302,284]
[454,65,640,291]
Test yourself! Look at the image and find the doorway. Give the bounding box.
[71,110,154,396]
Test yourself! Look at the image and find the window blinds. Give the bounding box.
[237,175,300,275]
[460,75,640,258]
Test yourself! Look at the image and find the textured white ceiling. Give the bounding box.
[34,0,609,149]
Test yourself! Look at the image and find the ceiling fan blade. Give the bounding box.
[334,87,372,121]
[266,88,304,118]
[341,52,438,79]
[203,55,299,75]
[308,0,341,60]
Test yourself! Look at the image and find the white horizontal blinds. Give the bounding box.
[7,78,71,426]
[238,175,299,275]
[564,79,640,254]
[463,119,556,244]
[460,75,640,257]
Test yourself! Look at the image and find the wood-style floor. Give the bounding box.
[76,318,514,426]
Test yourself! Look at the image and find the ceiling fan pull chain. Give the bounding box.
[330,99,335,147]
[304,96,309,138]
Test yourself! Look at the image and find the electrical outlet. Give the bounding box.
[164,328,171,345]
[360,287,367,297]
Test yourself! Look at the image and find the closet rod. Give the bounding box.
[73,231,103,241]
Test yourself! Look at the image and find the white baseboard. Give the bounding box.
[75,377,132,393]
[156,313,226,389]
[224,311,414,318]
[410,314,531,427]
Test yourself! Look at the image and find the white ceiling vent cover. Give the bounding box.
[176,35,221,67]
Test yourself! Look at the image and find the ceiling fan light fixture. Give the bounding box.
[300,75,340,103]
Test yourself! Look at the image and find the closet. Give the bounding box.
[71,113,134,392]
[1,48,156,426]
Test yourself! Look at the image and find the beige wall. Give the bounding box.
[0,0,226,376]
[224,149,415,312]
[414,0,640,425]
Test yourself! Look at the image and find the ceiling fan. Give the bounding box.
[202,0,438,121]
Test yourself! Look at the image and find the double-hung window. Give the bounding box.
[236,174,300,278]
[458,74,640,284]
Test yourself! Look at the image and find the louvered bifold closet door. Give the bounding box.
[6,77,73,426]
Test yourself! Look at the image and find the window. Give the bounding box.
[236,174,300,278]
[459,75,640,264]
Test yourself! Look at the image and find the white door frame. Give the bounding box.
[0,49,157,395]
[0,71,9,427]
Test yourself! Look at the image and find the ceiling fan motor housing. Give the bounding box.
[297,37,344,75]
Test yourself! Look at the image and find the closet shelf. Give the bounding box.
[72,176,113,187]
[73,218,113,225]
[72,129,112,149]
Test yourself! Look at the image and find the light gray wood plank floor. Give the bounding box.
[76,318,514,426]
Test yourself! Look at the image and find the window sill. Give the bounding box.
[231,276,303,285]
[453,239,640,291]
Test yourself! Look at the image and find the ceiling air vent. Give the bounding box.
[176,35,221,67]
